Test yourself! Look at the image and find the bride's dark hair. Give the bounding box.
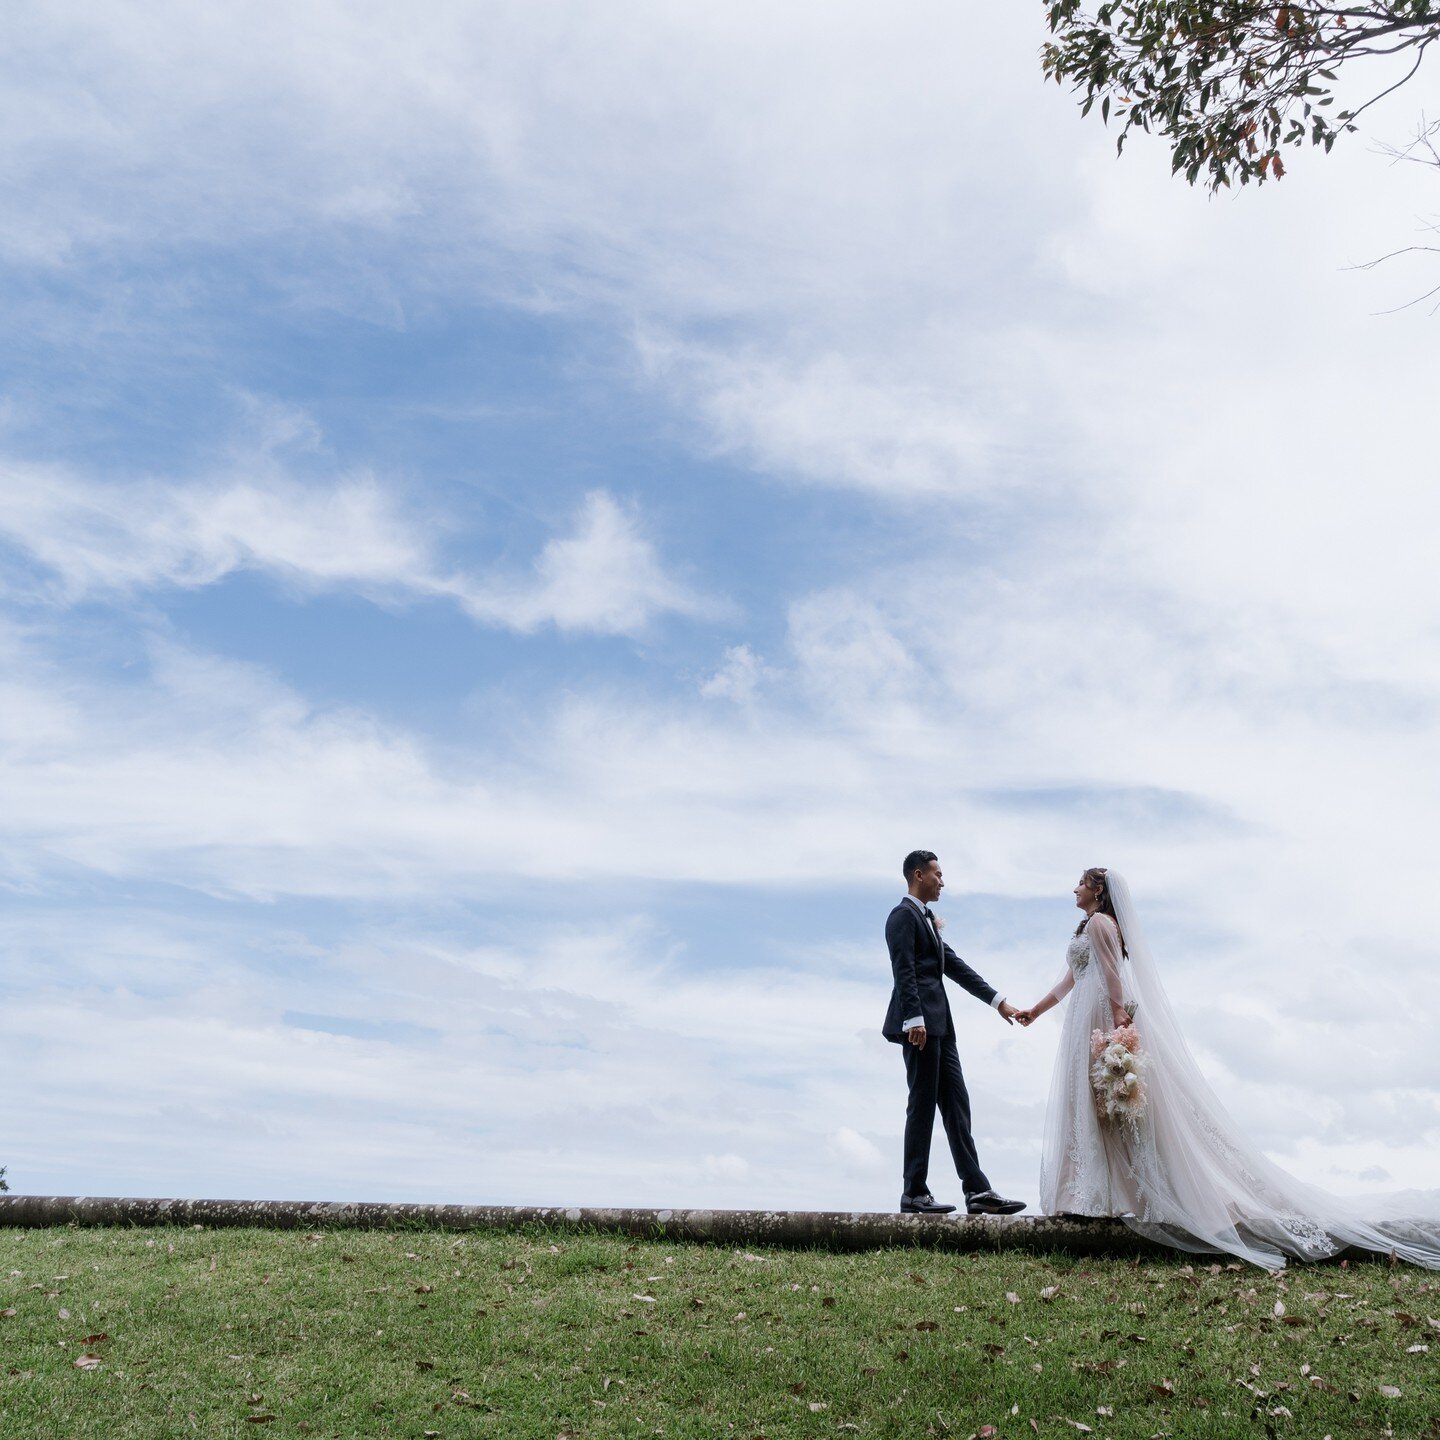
[1076,866,1127,956]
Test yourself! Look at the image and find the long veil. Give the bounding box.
[1106,871,1440,1269]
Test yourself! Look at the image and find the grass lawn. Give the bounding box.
[1,1225,1437,1439]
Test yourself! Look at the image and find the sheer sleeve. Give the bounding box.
[1089,913,1125,1010]
[1029,966,1074,1018]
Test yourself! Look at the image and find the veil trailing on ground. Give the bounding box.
[1105,871,1440,1270]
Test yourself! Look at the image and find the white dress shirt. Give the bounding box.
[900,894,1006,1030]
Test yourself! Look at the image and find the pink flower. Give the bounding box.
[1090,1030,1107,1060]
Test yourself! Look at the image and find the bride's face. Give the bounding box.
[1074,875,1100,911]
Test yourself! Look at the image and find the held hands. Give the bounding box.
[997,1000,1019,1026]
[1013,1007,1037,1027]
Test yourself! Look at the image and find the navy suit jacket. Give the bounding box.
[882,900,997,1043]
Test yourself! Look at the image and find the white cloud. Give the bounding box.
[457,491,724,635]
[0,460,430,599]
[829,1127,885,1174]
[641,340,1009,498]
[700,644,771,704]
[0,462,716,637]
[701,1154,751,1183]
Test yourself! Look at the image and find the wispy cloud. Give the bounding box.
[0,462,719,637]
[454,491,726,635]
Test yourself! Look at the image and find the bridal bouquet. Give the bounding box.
[1090,1024,1147,1129]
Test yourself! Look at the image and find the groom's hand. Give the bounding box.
[907,1025,928,1051]
[997,1001,1019,1026]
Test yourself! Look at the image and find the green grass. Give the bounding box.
[2,1226,1437,1439]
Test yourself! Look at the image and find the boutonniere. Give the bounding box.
[932,912,945,932]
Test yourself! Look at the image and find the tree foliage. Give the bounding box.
[1042,3,1440,188]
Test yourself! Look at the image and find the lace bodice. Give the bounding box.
[1043,918,1123,1011]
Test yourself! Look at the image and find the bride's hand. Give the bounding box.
[1112,1007,1133,1028]
[1014,1008,1036,1027]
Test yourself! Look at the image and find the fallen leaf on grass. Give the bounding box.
[81,1334,108,1345]
[1062,1422,1092,1433]
[1379,1385,1402,1398]
[1005,1292,1021,1305]
[416,1359,435,1372]
[415,1285,434,1294]
[632,1294,656,1304]
[73,1355,103,1370]
[977,1427,998,1438]
[821,1296,836,1308]
[245,1418,277,1426]
[1151,1379,1175,1397]
[0,1309,15,1318]
[1039,1286,1060,1301]
[807,1402,828,1412]
[915,1320,939,1332]
[1406,1343,1429,1353]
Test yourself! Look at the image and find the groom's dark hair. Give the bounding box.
[903,850,938,882]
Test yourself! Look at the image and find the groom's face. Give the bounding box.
[914,861,943,903]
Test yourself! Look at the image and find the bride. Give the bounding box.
[1016,868,1440,1269]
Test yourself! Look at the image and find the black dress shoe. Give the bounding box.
[966,1190,1027,1215]
[900,1192,957,1214]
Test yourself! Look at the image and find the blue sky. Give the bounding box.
[3,1,1439,1211]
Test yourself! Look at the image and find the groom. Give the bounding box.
[884,850,1026,1216]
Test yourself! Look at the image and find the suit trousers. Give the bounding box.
[901,1030,991,1199]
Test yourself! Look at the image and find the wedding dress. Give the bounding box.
[1037,872,1440,1269]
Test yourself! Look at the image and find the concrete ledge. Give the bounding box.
[0,1195,1163,1256]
